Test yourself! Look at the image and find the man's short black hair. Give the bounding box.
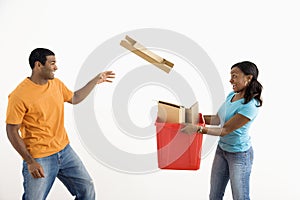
[29,48,55,69]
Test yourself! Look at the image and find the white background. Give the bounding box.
[0,0,299,199]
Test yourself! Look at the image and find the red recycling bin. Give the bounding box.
[155,113,205,170]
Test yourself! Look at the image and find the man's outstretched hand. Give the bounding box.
[96,71,115,84]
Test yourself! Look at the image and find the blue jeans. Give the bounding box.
[209,145,253,200]
[22,144,95,200]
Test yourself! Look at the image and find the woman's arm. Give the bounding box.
[201,114,250,136]
[181,113,250,137]
[203,115,220,125]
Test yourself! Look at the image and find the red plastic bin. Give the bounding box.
[155,113,205,170]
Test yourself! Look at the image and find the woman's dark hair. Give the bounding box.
[29,48,55,69]
[231,61,263,107]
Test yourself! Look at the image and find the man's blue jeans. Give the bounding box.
[22,144,95,200]
[209,145,253,200]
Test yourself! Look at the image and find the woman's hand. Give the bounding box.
[180,123,199,134]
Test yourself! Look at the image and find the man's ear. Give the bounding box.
[33,61,41,70]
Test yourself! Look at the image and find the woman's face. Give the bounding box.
[229,67,252,93]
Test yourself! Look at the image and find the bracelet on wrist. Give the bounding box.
[197,126,203,133]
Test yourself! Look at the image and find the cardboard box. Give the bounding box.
[185,102,199,124]
[120,35,174,73]
[157,101,185,123]
[157,100,199,124]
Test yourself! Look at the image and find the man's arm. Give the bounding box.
[68,71,115,105]
[6,124,45,178]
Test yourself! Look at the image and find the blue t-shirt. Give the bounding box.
[217,91,259,152]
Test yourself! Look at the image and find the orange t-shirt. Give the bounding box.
[6,78,74,158]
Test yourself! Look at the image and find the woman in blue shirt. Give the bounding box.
[182,61,263,200]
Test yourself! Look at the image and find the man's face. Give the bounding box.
[40,55,57,80]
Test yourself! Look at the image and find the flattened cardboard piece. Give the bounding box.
[157,101,185,123]
[185,102,199,125]
[120,35,174,73]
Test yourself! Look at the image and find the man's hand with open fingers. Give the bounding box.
[28,160,45,179]
[96,71,115,84]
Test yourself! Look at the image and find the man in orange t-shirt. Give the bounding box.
[6,48,115,200]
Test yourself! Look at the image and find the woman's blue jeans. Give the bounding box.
[209,145,253,200]
[22,144,95,200]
